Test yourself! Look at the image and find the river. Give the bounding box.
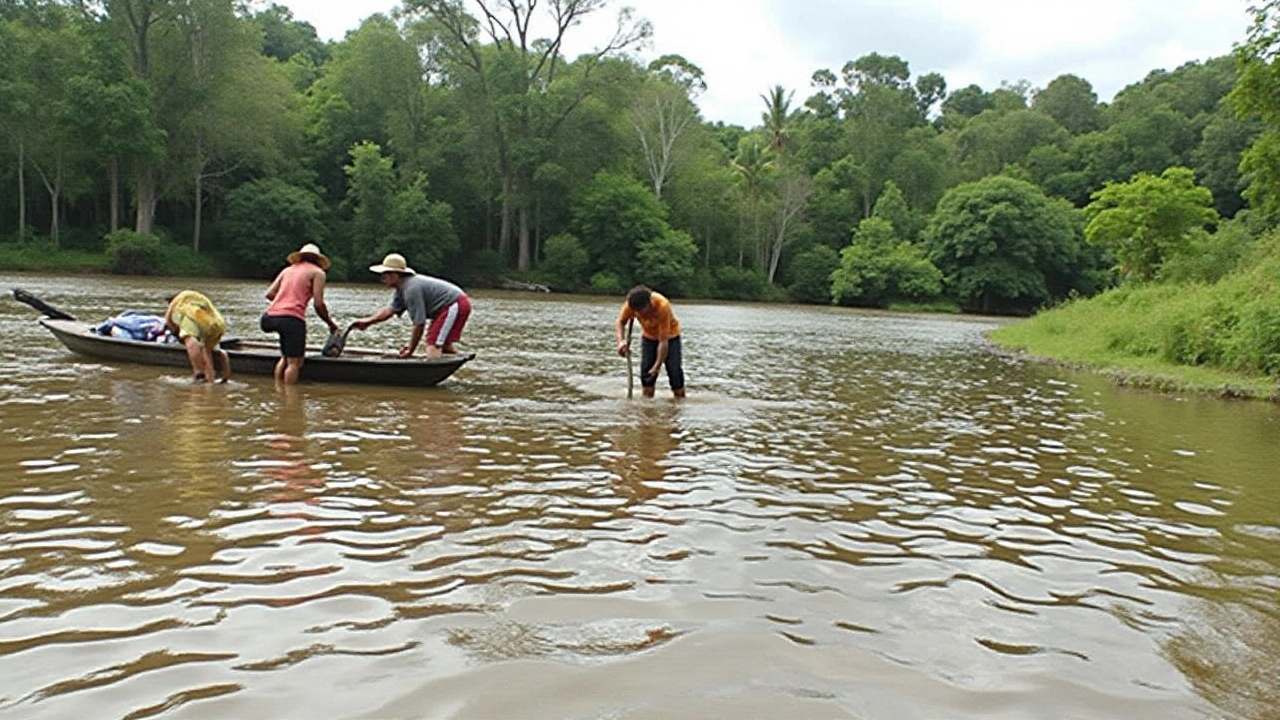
[1,273,1278,720]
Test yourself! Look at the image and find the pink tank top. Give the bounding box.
[266,263,316,320]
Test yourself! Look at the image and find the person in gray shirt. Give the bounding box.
[352,253,472,359]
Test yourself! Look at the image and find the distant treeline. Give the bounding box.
[3,1,1280,314]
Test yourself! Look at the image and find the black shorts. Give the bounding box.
[640,336,684,389]
[260,313,307,358]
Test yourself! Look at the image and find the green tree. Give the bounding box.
[939,83,995,128]
[403,0,651,271]
[539,233,589,291]
[871,179,922,240]
[786,244,839,303]
[1084,166,1218,282]
[384,172,458,274]
[343,141,397,266]
[636,228,698,296]
[217,177,325,276]
[1233,1,1280,219]
[251,3,327,65]
[832,217,940,307]
[571,171,668,282]
[925,176,1083,314]
[1032,74,1101,134]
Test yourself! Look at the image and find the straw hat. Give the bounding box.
[369,252,416,275]
[287,243,330,270]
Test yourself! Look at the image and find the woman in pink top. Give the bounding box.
[261,243,339,384]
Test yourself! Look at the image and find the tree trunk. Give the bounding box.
[517,203,531,272]
[17,141,26,240]
[193,168,203,252]
[49,173,61,249]
[109,156,120,232]
[498,174,512,260]
[136,164,157,235]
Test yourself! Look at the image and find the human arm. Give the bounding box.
[265,273,282,301]
[163,297,180,336]
[310,271,338,333]
[614,307,633,357]
[352,306,395,331]
[398,323,426,358]
[648,338,668,378]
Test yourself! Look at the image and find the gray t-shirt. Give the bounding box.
[391,274,464,325]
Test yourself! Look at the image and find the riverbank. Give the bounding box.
[989,303,1280,402]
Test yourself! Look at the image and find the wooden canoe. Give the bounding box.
[37,317,473,387]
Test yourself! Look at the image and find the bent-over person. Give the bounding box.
[615,284,685,398]
[165,290,230,383]
[352,253,471,359]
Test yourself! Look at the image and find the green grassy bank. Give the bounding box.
[0,240,222,277]
[990,233,1280,402]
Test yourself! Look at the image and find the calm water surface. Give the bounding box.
[1,273,1278,720]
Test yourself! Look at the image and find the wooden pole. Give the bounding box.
[626,318,635,399]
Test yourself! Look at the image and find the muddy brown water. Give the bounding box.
[1,273,1278,719]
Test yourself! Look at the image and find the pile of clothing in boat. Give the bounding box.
[94,311,175,342]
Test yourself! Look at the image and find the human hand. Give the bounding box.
[352,319,370,331]
[647,364,660,379]
[397,345,414,358]
[617,341,629,357]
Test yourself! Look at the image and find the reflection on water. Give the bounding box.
[1,274,1279,719]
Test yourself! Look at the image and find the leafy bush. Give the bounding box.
[786,245,839,304]
[832,218,942,307]
[712,265,773,301]
[105,230,168,275]
[1159,220,1257,284]
[457,250,505,288]
[589,271,627,295]
[539,233,589,291]
[635,229,698,297]
[104,230,221,276]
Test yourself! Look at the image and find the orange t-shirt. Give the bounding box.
[619,292,681,341]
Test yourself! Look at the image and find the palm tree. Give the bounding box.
[730,135,775,268]
[759,84,794,152]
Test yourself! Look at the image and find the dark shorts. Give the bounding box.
[640,336,684,390]
[260,313,307,358]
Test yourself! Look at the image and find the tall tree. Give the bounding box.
[1032,74,1101,134]
[403,0,650,271]
[1232,0,1280,219]
[760,84,794,151]
[630,55,703,199]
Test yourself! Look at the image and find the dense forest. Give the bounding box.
[3,0,1280,316]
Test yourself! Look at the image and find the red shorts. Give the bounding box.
[426,294,471,347]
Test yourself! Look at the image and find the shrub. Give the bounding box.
[786,245,839,304]
[589,271,627,295]
[539,233,589,291]
[635,229,698,297]
[105,230,167,275]
[713,265,772,301]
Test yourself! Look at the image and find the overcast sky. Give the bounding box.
[269,0,1252,127]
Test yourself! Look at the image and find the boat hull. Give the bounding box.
[37,318,473,387]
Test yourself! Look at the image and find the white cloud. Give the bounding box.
[270,0,1252,126]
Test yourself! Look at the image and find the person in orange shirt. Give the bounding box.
[614,285,686,398]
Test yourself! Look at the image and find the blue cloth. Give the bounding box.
[95,312,170,342]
